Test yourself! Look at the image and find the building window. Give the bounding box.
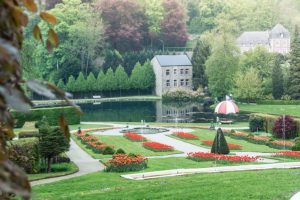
[174,69,177,75]
[180,69,184,75]
[186,79,189,86]
[185,69,189,74]
[166,80,170,87]
[276,40,280,47]
[180,79,184,86]
[174,80,177,87]
[166,69,170,76]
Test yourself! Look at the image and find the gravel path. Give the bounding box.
[30,139,104,186]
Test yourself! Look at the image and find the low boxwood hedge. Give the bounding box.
[11,106,80,128]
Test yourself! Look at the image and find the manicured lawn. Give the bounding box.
[68,124,112,131]
[167,129,282,153]
[71,134,182,159]
[32,167,300,200]
[28,162,78,181]
[238,104,300,117]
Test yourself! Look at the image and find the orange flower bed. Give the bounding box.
[248,136,271,144]
[230,132,249,140]
[104,154,148,172]
[269,140,295,150]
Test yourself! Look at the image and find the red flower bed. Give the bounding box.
[142,142,174,152]
[268,140,295,150]
[187,152,258,164]
[104,153,148,172]
[172,132,199,139]
[248,136,271,145]
[201,141,242,150]
[273,151,300,159]
[80,135,98,143]
[124,133,146,141]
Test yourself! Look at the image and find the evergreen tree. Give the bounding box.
[39,123,70,173]
[191,39,211,89]
[103,50,124,72]
[130,62,143,91]
[142,59,155,89]
[74,72,87,92]
[104,68,117,93]
[57,79,66,91]
[66,75,76,92]
[86,72,97,92]
[211,128,230,155]
[272,56,284,99]
[96,70,105,92]
[115,65,130,95]
[289,26,300,99]
[48,74,56,86]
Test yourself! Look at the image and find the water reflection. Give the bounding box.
[79,101,249,123]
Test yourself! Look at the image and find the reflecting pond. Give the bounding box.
[79,101,250,123]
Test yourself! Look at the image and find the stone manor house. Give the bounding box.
[237,23,290,55]
[151,55,192,96]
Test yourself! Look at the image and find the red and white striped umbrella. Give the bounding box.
[214,101,239,114]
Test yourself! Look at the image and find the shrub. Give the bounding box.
[127,153,137,158]
[11,106,80,128]
[102,146,115,155]
[272,115,296,139]
[9,138,40,174]
[52,155,71,164]
[292,138,300,151]
[116,148,126,154]
[211,128,230,155]
[104,154,148,172]
[229,132,249,140]
[249,117,264,132]
[162,87,204,102]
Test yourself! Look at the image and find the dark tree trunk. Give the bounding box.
[47,157,52,173]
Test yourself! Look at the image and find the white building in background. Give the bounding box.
[151,55,193,96]
[237,23,290,55]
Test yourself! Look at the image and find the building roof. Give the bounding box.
[237,31,269,46]
[155,55,192,67]
[270,23,290,39]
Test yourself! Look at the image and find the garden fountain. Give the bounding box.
[120,120,168,134]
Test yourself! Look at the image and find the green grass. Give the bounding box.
[68,124,112,131]
[28,162,78,181]
[32,167,300,200]
[71,134,182,159]
[238,104,300,117]
[167,129,282,153]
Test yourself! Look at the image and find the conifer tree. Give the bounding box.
[86,72,97,92]
[142,59,156,90]
[289,26,300,99]
[115,65,129,95]
[57,79,66,91]
[192,39,211,89]
[66,75,76,92]
[104,68,117,95]
[272,56,284,99]
[74,72,87,92]
[130,62,143,91]
[96,70,105,92]
[211,128,230,154]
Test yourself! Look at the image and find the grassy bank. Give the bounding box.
[238,104,300,117]
[32,167,300,200]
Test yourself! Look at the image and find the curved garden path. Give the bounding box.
[30,138,105,186]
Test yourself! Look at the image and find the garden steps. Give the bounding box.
[121,162,300,180]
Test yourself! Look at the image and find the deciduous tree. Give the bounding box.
[161,0,188,47]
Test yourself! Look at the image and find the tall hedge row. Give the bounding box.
[250,113,300,137]
[11,106,80,128]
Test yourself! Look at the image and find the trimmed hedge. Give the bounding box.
[250,113,300,137]
[11,106,80,128]
[257,100,300,105]
[18,122,39,139]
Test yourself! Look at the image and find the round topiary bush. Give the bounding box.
[211,128,230,155]
[102,146,115,155]
[116,148,126,154]
[249,117,264,132]
[292,138,300,151]
[272,115,296,139]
